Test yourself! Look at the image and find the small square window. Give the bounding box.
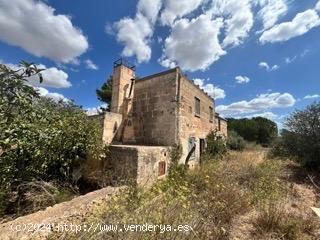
[195,97,200,116]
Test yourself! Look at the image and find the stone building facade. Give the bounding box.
[98,59,227,185]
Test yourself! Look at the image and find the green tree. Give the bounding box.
[272,102,320,168]
[96,75,112,111]
[227,117,277,145]
[0,62,103,214]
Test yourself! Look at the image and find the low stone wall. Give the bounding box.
[0,187,124,240]
[107,145,171,187]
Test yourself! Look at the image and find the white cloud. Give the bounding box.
[114,0,162,63]
[285,56,297,64]
[316,0,320,12]
[115,14,152,63]
[138,0,162,23]
[35,87,69,102]
[0,0,88,63]
[304,94,320,99]
[84,59,99,70]
[160,0,205,26]
[193,78,226,99]
[85,104,108,116]
[257,0,288,30]
[235,75,250,84]
[259,62,279,71]
[4,62,71,88]
[243,111,278,120]
[260,9,320,44]
[209,0,254,47]
[216,92,296,116]
[160,15,226,72]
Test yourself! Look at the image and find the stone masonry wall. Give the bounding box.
[122,69,178,146]
[178,74,215,166]
[102,112,123,144]
[107,145,170,187]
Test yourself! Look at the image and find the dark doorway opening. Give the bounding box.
[200,139,205,156]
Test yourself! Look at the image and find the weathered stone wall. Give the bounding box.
[122,69,178,146]
[178,73,215,165]
[215,117,228,137]
[111,65,134,114]
[101,112,123,144]
[107,145,170,186]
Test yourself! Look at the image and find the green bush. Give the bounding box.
[271,102,320,168]
[227,130,246,151]
[205,130,227,158]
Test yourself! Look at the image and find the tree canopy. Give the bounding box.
[273,102,320,168]
[227,117,278,145]
[96,75,112,111]
[0,62,103,214]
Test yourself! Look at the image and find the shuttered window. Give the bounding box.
[195,97,200,116]
[209,106,213,122]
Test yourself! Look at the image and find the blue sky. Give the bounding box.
[0,0,319,128]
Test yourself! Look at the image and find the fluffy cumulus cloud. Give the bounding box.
[30,65,71,88]
[160,15,226,72]
[259,62,279,71]
[0,0,88,63]
[4,62,71,88]
[235,75,250,84]
[209,0,254,47]
[260,9,320,44]
[138,0,162,23]
[304,94,320,99]
[160,0,205,26]
[115,14,153,63]
[84,59,99,70]
[114,0,162,63]
[256,0,288,30]
[35,87,69,102]
[216,92,295,116]
[193,78,226,99]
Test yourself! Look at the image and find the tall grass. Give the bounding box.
[49,150,319,240]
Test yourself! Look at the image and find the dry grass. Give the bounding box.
[48,149,320,240]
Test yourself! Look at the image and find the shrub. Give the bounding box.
[271,102,320,168]
[205,130,227,158]
[227,130,246,151]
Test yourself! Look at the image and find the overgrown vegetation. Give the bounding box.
[0,62,104,217]
[227,117,278,146]
[52,150,319,240]
[205,130,227,158]
[271,102,320,169]
[227,130,246,151]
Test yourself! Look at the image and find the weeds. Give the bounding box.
[48,150,320,240]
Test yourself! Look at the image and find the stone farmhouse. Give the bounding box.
[94,59,227,186]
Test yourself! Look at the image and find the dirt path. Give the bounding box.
[0,186,124,240]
